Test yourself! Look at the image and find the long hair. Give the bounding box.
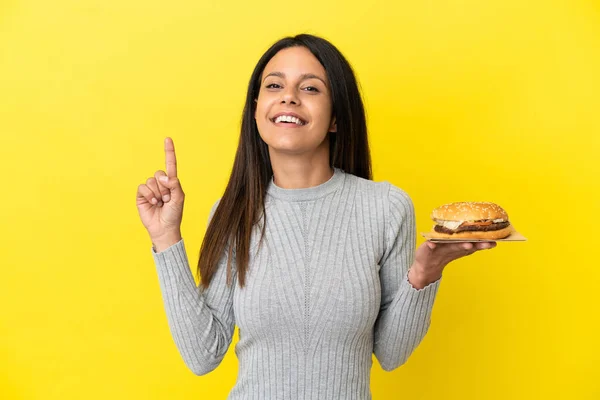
[196,34,372,288]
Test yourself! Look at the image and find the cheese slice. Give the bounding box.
[434,219,506,230]
[434,220,463,230]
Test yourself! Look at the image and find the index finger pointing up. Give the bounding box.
[165,137,178,177]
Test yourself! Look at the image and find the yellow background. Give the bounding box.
[1,0,598,398]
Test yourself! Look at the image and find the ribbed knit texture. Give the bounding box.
[151,168,441,399]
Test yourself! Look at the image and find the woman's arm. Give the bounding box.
[152,200,235,375]
[373,185,441,371]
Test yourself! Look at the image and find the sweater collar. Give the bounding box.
[266,167,345,202]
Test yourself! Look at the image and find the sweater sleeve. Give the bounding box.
[151,199,236,375]
[373,184,441,371]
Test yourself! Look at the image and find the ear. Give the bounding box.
[329,116,337,133]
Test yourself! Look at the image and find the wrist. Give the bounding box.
[408,262,442,289]
[152,231,182,253]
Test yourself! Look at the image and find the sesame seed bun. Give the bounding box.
[431,202,508,222]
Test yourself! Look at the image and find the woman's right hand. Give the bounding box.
[136,137,185,249]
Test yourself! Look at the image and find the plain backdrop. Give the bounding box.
[1,0,598,399]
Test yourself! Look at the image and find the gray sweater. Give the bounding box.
[151,167,441,399]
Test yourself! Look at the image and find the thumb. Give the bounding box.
[158,176,184,198]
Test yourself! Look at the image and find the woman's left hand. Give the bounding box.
[408,241,497,289]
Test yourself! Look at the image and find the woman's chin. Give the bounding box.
[268,144,310,155]
[261,133,329,156]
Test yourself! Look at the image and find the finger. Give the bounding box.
[426,241,436,250]
[137,184,158,205]
[428,242,466,253]
[154,170,171,202]
[165,137,178,178]
[158,175,184,200]
[475,241,497,251]
[146,177,163,206]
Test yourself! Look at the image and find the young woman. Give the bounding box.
[136,34,496,399]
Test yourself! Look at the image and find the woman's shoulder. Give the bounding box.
[344,173,415,232]
[345,172,413,205]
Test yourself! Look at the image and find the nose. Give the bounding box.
[280,87,300,105]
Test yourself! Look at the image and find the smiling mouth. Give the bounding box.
[270,115,307,126]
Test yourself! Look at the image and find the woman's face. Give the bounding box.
[254,46,336,156]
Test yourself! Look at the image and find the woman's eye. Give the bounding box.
[304,86,319,92]
[266,83,281,89]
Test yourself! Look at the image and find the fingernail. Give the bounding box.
[159,176,168,183]
[151,198,157,204]
[162,194,170,202]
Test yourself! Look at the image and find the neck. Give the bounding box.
[269,154,333,189]
[271,162,334,189]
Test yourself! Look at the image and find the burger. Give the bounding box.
[429,202,513,240]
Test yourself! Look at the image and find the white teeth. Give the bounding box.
[274,115,304,125]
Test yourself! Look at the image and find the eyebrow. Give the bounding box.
[263,71,328,87]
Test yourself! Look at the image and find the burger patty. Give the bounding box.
[434,221,510,234]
